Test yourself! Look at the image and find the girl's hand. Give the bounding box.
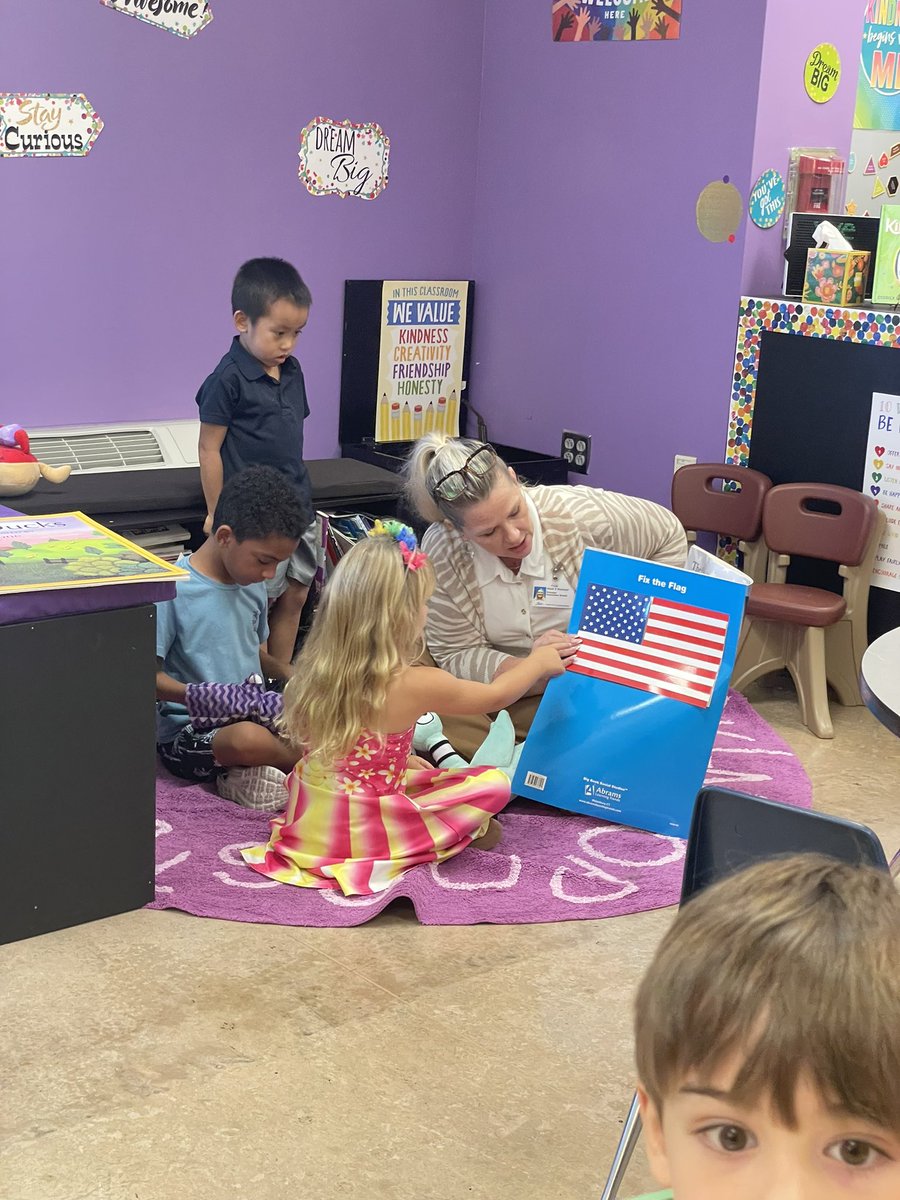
[529,644,568,679]
[407,754,432,771]
[533,629,581,661]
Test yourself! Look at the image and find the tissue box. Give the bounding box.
[802,249,870,306]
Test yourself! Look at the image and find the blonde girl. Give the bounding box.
[242,520,563,896]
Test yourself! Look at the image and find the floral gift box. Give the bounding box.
[802,249,871,307]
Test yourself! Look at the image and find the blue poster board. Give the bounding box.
[512,547,749,837]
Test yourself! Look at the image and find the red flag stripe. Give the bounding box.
[649,612,728,639]
[575,643,720,682]
[652,598,730,622]
[648,624,724,652]
[572,651,716,695]
[643,628,729,657]
[569,662,712,707]
[579,630,724,669]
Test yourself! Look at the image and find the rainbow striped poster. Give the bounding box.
[375,280,469,443]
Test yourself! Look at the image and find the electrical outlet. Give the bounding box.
[562,431,591,474]
[673,454,697,474]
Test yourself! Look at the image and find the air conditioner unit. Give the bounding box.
[27,420,200,474]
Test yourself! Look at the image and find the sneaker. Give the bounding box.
[216,765,288,812]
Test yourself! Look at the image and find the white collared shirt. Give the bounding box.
[470,493,575,654]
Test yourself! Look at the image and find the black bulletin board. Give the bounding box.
[747,329,900,638]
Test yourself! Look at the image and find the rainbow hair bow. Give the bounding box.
[368,518,428,570]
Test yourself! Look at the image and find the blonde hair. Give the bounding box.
[281,534,435,764]
[634,854,900,1130]
[403,432,511,528]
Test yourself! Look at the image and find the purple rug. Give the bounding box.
[150,692,811,927]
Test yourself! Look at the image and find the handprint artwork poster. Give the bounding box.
[552,0,682,42]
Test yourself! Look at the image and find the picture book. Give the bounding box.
[512,545,750,837]
[0,512,188,594]
[871,204,900,305]
[316,510,374,577]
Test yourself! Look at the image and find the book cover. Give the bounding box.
[796,154,845,213]
[872,204,900,305]
[512,546,750,837]
[0,512,188,594]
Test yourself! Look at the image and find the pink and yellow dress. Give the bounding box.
[241,726,510,896]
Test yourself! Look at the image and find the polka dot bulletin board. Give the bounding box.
[727,296,900,469]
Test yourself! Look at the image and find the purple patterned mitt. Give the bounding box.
[184,674,285,731]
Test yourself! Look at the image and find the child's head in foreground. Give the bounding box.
[231,257,312,373]
[211,465,309,586]
[634,854,900,1199]
[282,523,435,761]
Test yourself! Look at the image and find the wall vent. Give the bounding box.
[27,420,200,474]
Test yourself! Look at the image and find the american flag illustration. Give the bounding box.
[570,584,728,708]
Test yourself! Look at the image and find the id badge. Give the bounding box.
[532,580,574,608]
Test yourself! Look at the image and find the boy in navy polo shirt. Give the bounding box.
[196,257,318,665]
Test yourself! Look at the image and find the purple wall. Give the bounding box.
[0,0,486,456]
[468,0,768,505]
[741,1,865,297]
[4,1,858,503]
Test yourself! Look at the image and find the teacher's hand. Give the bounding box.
[533,630,581,661]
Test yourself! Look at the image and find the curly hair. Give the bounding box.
[281,534,435,763]
[212,465,311,542]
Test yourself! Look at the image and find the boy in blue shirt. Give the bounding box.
[196,257,318,666]
[629,854,900,1200]
[156,466,310,811]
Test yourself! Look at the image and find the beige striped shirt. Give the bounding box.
[422,484,687,683]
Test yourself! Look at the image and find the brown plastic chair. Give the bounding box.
[671,463,773,583]
[731,483,884,738]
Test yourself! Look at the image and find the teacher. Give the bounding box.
[404,434,688,752]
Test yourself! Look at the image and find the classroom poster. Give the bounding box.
[854,2,900,129]
[552,0,682,43]
[100,0,213,38]
[375,281,469,442]
[299,117,390,201]
[513,547,749,837]
[0,512,187,593]
[864,393,900,593]
[0,94,103,157]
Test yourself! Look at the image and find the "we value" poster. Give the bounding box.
[375,281,469,443]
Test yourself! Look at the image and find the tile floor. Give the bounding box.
[4,675,899,1200]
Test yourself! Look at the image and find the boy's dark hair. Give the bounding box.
[231,258,312,322]
[213,466,311,542]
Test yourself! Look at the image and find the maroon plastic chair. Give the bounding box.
[732,483,883,738]
[671,463,773,583]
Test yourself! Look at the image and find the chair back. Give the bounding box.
[671,463,772,543]
[680,787,888,904]
[761,483,879,567]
